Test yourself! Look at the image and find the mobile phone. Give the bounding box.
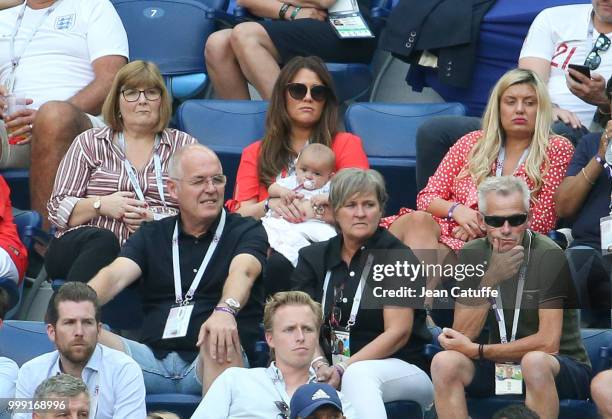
[568,64,591,82]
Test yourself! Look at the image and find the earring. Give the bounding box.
[118,112,122,119]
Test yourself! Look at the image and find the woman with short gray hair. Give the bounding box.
[292,168,433,418]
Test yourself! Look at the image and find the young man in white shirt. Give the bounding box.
[14,282,146,419]
[192,291,357,419]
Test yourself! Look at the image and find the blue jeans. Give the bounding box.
[120,337,203,395]
[120,336,250,394]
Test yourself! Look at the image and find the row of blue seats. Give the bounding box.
[2,100,466,216]
[0,320,610,418]
[111,0,394,103]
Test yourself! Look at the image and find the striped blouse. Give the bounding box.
[47,127,197,244]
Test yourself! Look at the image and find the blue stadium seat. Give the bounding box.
[176,99,268,201]
[344,102,467,215]
[2,169,30,210]
[112,0,228,101]
[3,209,42,319]
[0,320,54,366]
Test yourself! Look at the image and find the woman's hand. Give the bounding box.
[123,208,153,233]
[279,188,303,206]
[451,205,484,240]
[269,197,305,223]
[100,191,147,220]
[293,6,327,20]
[315,364,341,389]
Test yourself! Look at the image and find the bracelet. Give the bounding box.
[310,356,327,369]
[598,106,611,116]
[278,2,290,19]
[264,198,271,213]
[596,155,605,167]
[333,364,345,378]
[478,343,485,360]
[581,168,595,185]
[214,306,236,316]
[290,6,301,20]
[447,202,460,220]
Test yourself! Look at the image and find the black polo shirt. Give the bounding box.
[120,211,268,362]
[291,228,432,372]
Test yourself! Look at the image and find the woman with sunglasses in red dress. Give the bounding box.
[379,69,574,311]
[227,56,368,293]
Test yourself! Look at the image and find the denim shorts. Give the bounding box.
[120,337,203,395]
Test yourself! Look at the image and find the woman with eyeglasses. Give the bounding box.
[227,56,368,292]
[291,168,434,418]
[45,60,197,283]
[379,69,573,304]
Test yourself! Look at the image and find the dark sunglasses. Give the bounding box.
[584,33,611,70]
[482,213,528,228]
[286,83,330,102]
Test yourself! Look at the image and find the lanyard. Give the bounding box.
[171,209,226,305]
[495,146,530,177]
[117,132,166,205]
[490,231,532,344]
[322,253,374,329]
[8,1,62,93]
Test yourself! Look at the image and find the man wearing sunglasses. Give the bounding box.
[431,176,590,419]
[88,144,269,396]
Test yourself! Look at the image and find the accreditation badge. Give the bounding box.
[331,328,351,365]
[328,0,374,39]
[601,215,612,254]
[162,303,194,339]
[494,363,523,395]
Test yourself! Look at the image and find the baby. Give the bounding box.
[263,143,337,266]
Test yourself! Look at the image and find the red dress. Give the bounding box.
[226,132,369,210]
[380,130,574,251]
[0,176,27,284]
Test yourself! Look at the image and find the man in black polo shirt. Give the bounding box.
[89,144,268,395]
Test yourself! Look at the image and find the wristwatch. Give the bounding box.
[93,197,102,214]
[224,297,241,312]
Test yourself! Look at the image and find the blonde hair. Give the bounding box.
[462,68,555,195]
[263,291,323,362]
[102,60,172,133]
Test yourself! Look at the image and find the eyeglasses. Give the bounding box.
[121,87,162,102]
[286,83,330,102]
[172,174,227,187]
[275,401,290,419]
[584,33,611,70]
[482,213,528,228]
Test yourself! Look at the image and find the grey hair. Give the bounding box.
[168,143,219,179]
[329,168,387,214]
[477,176,530,214]
[33,374,89,411]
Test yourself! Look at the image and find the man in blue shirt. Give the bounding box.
[554,78,612,328]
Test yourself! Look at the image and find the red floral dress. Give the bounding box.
[380,130,575,251]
